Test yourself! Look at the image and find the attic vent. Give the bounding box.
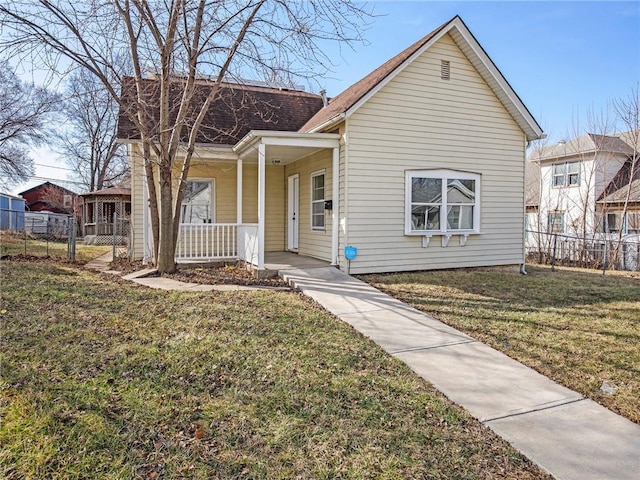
[441,60,450,80]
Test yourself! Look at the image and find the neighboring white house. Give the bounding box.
[118,16,544,274]
[527,132,639,239]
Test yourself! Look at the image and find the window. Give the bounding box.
[181,180,214,223]
[604,212,640,234]
[603,213,621,234]
[311,171,325,230]
[627,212,640,234]
[63,194,72,208]
[547,211,564,233]
[406,170,480,235]
[552,161,580,187]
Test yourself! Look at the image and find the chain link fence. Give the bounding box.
[1,211,78,260]
[526,230,640,272]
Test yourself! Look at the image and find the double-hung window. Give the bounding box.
[547,211,564,233]
[552,161,580,187]
[406,170,480,235]
[311,171,325,230]
[181,180,214,223]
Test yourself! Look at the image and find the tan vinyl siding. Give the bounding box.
[344,33,526,274]
[129,145,145,260]
[285,150,333,261]
[189,161,285,252]
[128,151,286,259]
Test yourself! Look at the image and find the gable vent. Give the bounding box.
[441,60,450,80]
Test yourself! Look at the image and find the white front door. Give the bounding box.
[288,174,299,251]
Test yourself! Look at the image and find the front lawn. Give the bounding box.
[0,231,111,263]
[0,259,550,479]
[361,265,640,424]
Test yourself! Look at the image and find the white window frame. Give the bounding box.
[405,169,480,235]
[547,211,565,233]
[180,178,215,224]
[310,170,326,231]
[552,161,580,187]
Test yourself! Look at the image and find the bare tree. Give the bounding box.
[1,0,371,272]
[0,60,59,190]
[611,86,640,264]
[58,68,129,192]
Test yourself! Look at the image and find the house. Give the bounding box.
[526,132,639,238]
[79,186,131,244]
[118,16,543,275]
[0,192,25,231]
[18,181,79,214]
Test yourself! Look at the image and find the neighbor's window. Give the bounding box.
[406,170,480,235]
[311,171,325,230]
[548,211,565,233]
[627,212,640,234]
[603,213,621,234]
[552,161,580,187]
[181,180,214,223]
[604,212,640,234]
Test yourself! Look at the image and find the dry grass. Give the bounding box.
[360,265,640,424]
[0,230,111,263]
[0,259,551,479]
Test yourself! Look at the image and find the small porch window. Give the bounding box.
[181,180,215,224]
[311,171,325,230]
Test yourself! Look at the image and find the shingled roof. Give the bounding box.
[117,77,324,145]
[531,133,635,162]
[599,157,640,204]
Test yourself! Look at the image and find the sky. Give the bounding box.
[7,0,640,196]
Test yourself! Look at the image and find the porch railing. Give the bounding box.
[176,223,259,265]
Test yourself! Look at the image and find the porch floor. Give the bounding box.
[264,252,331,272]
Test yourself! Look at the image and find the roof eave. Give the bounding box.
[341,16,543,142]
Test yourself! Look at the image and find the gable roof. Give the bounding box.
[598,157,640,204]
[530,133,635,162]
[300,15,543,141]
[117,77,324,145]
[80,187,131,197]
[18,181,77,197]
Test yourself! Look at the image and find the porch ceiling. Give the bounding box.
[233,130,340,165]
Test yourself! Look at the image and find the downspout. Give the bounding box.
[522,132,529,275]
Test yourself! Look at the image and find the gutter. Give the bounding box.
[306,113,346,134]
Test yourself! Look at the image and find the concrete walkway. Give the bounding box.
[279,266,640,480]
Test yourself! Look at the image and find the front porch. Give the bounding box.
[164,130,341,272]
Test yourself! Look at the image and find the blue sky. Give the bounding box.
[320,1,639,141]
[9,1,640,195]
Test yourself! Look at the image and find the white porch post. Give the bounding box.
[236,158,243,224]
[331,146,339,266]
[258,142,266,270]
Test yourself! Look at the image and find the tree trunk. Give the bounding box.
[157,168,176,273]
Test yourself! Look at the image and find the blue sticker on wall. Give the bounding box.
[344,245,357,260]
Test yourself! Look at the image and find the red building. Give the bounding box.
[18,182,79,214]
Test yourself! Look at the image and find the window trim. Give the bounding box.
[547,211,565,234]
[552,161,580,188]
[180,178,216,224]
[310,170,326,231]
[405,169,481,235]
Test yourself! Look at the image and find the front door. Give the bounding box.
[287,174,299,251]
